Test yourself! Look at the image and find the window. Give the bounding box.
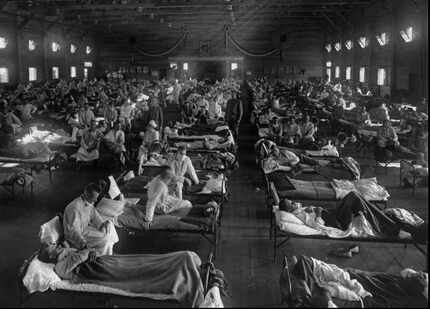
[0,67,9,83]
[0,36,7,49]
[70,66,77,78]
[83,68,88,79]
[84,61,93,68]
[231,62,238,71]
[345,66,352,80]
[28,67,37,81]
[334,42,342,52]
[142,66,149,74]
[28,40,36,51]
[400,26,414,43]
[70,44,77,54]
[326,68,332,82]
[345,40,353,50]
[335,66,340,78]
[326,61,332,67]
[52,66,59,79]
[377,68,387,86]
[183,62,189,71]
[325,44,332,53]
[51,42,60,52]
[358,37,369,48]
[170,62,178,70]
[359,67,366,83]
[376,32,389,46]
[86,46,92,54]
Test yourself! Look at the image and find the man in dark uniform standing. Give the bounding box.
[225,91,243,142]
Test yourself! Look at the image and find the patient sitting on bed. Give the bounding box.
[37,243,205,307]
[135,166,192,227]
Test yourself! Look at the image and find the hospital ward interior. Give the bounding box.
[0,0,429,307]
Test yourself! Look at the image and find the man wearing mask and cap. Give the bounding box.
[63,183,118,256]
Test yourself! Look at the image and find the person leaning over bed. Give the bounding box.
[63,183,119,256]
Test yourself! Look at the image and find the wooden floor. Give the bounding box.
[0,123,427,307]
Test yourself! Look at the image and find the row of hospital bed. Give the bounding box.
[18,122,235,307]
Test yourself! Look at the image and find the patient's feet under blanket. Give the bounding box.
[73,251,205,307]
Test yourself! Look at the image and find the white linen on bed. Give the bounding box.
[198,174,226,194]
[23,257,62,294]
[274,206,377,238]
[332,177,390,201]
[200,286,224,308]
[23,257,224,308]
[39,216,63,244]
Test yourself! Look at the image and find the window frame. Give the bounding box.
[28,67,37,82]
[0,67,9,83]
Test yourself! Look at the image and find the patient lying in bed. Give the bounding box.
[280,255,428,308]
[37,243,205,307]
[277,191,427,241]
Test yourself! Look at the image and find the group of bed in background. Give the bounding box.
[17,117,238,307]
[0,76,242,200]
[250,77,428,308]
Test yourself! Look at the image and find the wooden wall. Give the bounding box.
[96,28,323,81]
[0,15,96,85]
[325,0,428,102]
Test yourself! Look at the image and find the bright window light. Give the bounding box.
[326,61,332,67]
[0,36,7,49]
[326,68,332,82]
[231,62,238,71]
[359,67,366,83]
[84,68,88,79]
[84,61,93,67]
[70,44,77,54]
[377,68,386,86]
[70,66,77,78]
[376,32,389,46]
[183,62,189,71]
[170,62,178,70]
[28,67,37,81]
[28,40,36,51]
[52,66,59,79]
[400,26,414,43]
[345,66,352,80]
[143,66,149,74]
[0,67,9,83]
[345,40,353,50]
[325,44,332,53]
[86,45,92,54]
[335,66,340,78]
[358,37,369,48]
[51,42,60,52]
[334,42,341,52]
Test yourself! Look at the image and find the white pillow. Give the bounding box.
[39,216,63,245]
[278,210,305,225]
[96,198,126,219]
[22,257,61,294]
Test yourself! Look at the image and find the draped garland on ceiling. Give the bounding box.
[134,32,188,57]
[226,29,280,57]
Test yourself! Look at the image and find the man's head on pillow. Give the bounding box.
[38,242,62,264]
[280,199,299,212]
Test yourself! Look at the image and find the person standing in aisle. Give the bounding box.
[225,91,243,142]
